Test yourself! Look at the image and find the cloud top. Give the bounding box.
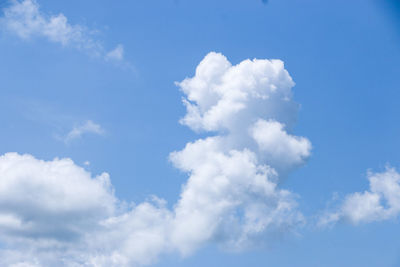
[178,52,297,133]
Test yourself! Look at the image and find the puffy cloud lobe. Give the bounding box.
[0,52,310,266]
[1,0,123,61]
[319,167,400,226]
[178,52,298,133]
[250,119,311,171]
[88,200,173,267]
[170,137,304,253]
[0,153,115,240]
[169,52,309,253]
[0,153,171,267]
[0,153,116,266]
[177,52,310,172]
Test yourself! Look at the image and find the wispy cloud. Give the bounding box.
[1,0,124,61]
[106,44,124,61]
[62,120,104,144]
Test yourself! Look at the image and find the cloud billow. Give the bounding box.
[0,52,311,266]
[319,167,400,227]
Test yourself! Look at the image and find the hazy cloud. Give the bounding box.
[62,120,104,143]
[1,0,124,61]
[106,44,124,61]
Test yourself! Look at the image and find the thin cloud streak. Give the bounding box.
[0,0,125,62]
[62,120,105,144]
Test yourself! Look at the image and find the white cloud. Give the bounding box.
[319,167,400,226]
[0,152,117,266]
[1,0,124,61]
[106,44,124,61]
[88,199,173,267]
[250,119,311,172]
[169,52,309,254]
[63,120,104,143]
[0,52,311,266]
[177,52,298,133]
[0,152,171,267]
[169,137,303,253]
[0,153,115,236]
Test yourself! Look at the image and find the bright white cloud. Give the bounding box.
[170,137,303,254]
[0,153,172,267]
[0,153,117,266]
[0,153,115,236]
[250,119,311,172]
[169,52,309,254]
[63,120,104,143]
[0,52,311,266]
[319,167,400,226]
[177,52,298,133]
[1,0,124,61]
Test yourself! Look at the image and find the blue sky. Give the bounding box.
[1,0,400,266]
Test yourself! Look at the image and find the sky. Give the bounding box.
[1,0,400,266]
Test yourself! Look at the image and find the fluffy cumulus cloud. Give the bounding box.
[170,138,303,253]
[319,167,400,226]
[250,119,311,172]
[0,52,311,266]
[0,153,116,266]
[0,0,123,61]
[170,52,310,253]
[178,52,298,133]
